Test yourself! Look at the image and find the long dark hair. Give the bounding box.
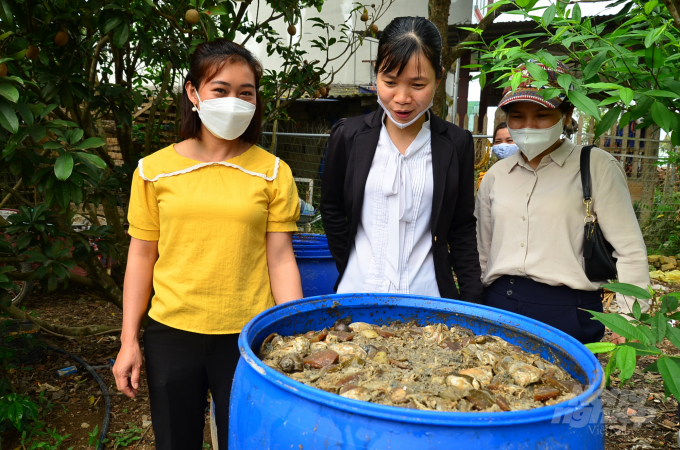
[180,39,263,145]
[493,122,508,142]
[374,17,443,80]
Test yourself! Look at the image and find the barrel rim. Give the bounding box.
[239,294,604,426]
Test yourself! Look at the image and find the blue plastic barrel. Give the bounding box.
[292,233,327,245]
[293,238,338,298]
[229,294,605,449]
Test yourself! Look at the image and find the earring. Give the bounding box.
[192,105,197,112]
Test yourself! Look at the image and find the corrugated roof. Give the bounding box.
[447,13,618,46]
[295,84,377,100]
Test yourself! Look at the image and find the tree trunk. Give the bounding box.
[429,0,452,119]
[83,252,124,309]
[0,302,120,337]
[663,0,680,30]
[429,1,518,120]
[144,62,173,155]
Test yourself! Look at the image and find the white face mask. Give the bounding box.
[507,115,564,161]
[377,95,433,129]
[193,91,256,141]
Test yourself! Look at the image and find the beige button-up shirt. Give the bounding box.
[475,138,650,315]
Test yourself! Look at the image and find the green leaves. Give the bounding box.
[75,137,106,150]
[645,23,667,48]
[0,98,18,133]
[510,71,522,93]
[568,91,600,120]
[651,102,674,132]
[651,312,667,345]
[658,357,680,401]
[54,153,74,181]
[615,345,636,382]
[582,51,608,80]
[663,294,680,313]
[113,23,129,49]
[644,0,658,15]
[524,61,548,83]
[620,88,633,107]
[542,3,557,27]
[602,283,652,299]
[585,342,616,354]
[594,107,620,139]
[571,3,581,23]
[0,82,19,103]
[75,152,107,170]
[102,16,123,34]
[645,47,664,70]
[667,326,680,350]
[585,309,650,344]
[632,300,641,320]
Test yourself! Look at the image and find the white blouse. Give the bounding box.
[337,115,440,296]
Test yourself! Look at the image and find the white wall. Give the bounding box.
[241,0,473,86]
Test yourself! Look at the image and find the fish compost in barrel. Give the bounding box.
[227,294,604,450]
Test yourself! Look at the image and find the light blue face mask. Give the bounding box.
[491,143,519,159]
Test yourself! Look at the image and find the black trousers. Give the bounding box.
[143,318,241,450]
[483,276,605,344]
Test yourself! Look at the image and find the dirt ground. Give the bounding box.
[2,283,679,449]
[2,285,212,449]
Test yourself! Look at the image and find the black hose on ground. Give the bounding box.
[46,345,111,450]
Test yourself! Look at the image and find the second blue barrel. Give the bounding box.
[293,234,338,297]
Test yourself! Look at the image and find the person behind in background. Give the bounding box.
[112,39,302,449]
[321,16,482,302]
[475,60,650,344]
[491,122,518,159]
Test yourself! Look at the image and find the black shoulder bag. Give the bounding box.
[580,145,618,281]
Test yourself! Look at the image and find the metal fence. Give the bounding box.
[260,123,679,255]
[571,118,679,254]
[2,119,676,255]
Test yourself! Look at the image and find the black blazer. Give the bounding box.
[320,108,483,303]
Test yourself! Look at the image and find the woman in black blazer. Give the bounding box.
[320,17,482,303]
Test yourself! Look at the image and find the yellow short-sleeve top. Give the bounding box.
[127,144,300,334]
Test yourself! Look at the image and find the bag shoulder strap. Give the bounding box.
[580,145,595,201]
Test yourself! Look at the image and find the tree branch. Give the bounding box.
[0,256,28,263]
[0,178,23,209]
[449,2,518,61]
[89,35,110,84]
[0,302,121,337]
[228,0,253,37]
[144,62,172,154]
[152,4,207,36]
[0,182,33,207]
[242,12,285,46]
[663,0,680,30]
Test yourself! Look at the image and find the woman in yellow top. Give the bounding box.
[112,39,302,449]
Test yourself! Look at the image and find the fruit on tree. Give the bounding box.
[370,23,379,34]
[26,45,40,59]
[55,30,69,46]
[186,9,200,25]
[287,25,296,36]
[361,8,369,22]
[0,63,7,77]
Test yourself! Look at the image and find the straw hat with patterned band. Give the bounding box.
[498,60,573,111]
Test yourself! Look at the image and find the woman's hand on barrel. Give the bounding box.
[113,342,143,398]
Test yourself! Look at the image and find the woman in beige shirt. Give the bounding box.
[475,60,650,344]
